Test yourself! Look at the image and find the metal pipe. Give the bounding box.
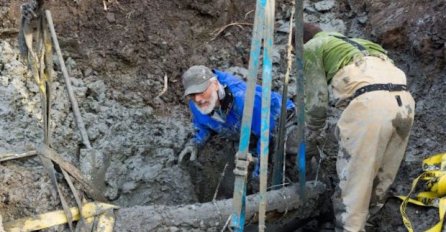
[45,10,92,149]
[294,0,306,199]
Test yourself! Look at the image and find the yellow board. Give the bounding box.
[4,202,118,232]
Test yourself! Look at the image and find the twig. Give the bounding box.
[211,163,228,223]
[244,10,254,19]
[281,9,295,186]
[126,10,135,19]
[210,22,253,41]
[267,181,291,191]
[212,163,228,202]
[314,144,326,185]
[0,150,37,162]
[103,0,108,11]
[221,215,232,232]
[0,28,19,37]
[156,74,168,98]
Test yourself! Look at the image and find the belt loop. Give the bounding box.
[387,83,394,90]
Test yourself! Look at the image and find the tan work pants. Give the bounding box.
[330,56,415,232]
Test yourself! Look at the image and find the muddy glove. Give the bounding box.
[179,144,198,162]
[306,123,327,158]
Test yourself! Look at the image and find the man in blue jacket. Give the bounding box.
[178,65,296,177]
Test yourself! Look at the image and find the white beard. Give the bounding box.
[195,90,218,115]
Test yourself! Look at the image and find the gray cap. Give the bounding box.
[182,65,215,96]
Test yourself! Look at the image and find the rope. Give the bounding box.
[398,152,446,232]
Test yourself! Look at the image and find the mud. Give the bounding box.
[0,0,445,231]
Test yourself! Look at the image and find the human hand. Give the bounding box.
[178,145,198,162]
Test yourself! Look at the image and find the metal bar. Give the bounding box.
[272,6,295,190]
[294,0,306,199]
[45,10,92,149]
[230,0,265,230]
[259,0,275,230]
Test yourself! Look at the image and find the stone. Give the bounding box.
[225,66,248,80]
[86,80,106,101]
[79,148,105,181]
[320,19,347,34]
[357,15,368,24]
[106,12,116,23]
[83,67,93,77]
[314,0,335,12]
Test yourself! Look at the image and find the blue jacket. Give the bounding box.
[189,69,295,155]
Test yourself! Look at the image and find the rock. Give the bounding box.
[304,2,318,14]
[320,18,346,34]
[70,77,85,87]
[314,0,335,12]
[225,66,249,80]
[79,148,106,182]
[86,80,106,101]
[357,15,368,24]
[0,76,8,87]
[276,20,291,33]
[3,60,27,77]
[83,67,93,77]
[121,181,138,193]
[106,12,116,23]
[272,46,281,64]
[141,164,163,182]
[0,41,16,64]
[347,0,367,14]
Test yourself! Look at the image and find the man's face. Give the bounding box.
[189,81,218,114]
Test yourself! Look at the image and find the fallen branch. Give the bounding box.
[114,181,325,231]
[0,28,19,37]
[0,150,37,162]
[210,22,253,41]
[37,144,107,202]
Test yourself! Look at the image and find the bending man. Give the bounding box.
[302,23,415,231]
[178,65,296,178]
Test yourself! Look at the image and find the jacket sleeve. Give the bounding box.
[303,40,329,132]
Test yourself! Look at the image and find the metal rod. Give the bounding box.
[294,0,306,199]
[272,6,295,190]
[45,10,92,149]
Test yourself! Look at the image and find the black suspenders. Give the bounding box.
[331,35,369,55]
